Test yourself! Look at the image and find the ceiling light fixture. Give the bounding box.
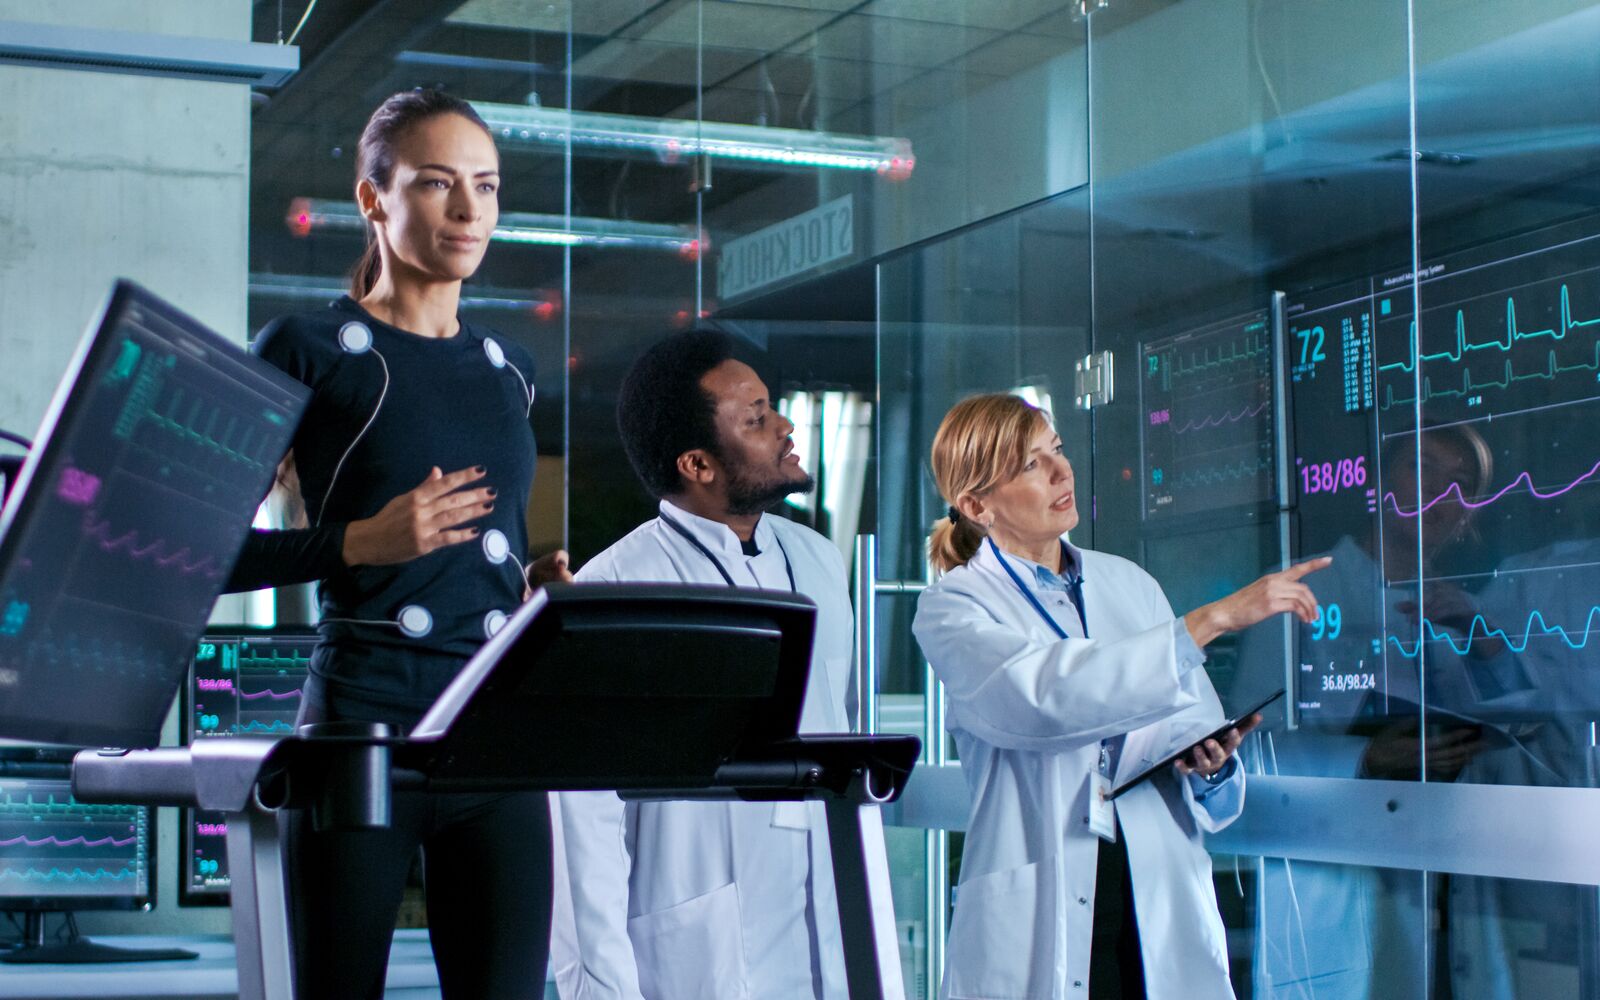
[249,273,559,319]
[470,101,915,178]
[0,19,297,87]
[287,198,705,257]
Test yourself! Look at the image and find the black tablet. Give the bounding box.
[1108,688,1283,800]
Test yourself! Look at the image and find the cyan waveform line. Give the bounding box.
[82,514,221,578]
[1379,284,1600,376]
[1380,343,1600,409]
[1173,457,1272,488]
[0,867,135,882]
[1173,401,1269,434]
[1161,334,1270,389]
[1389,606,1600,658]
[142,386,269,469]
[0,834,136,849]
[239,652,312,667]
[0,794,135,816]
[1385,457,1600,517]
[236,720,295,733]
[236,688,300,702]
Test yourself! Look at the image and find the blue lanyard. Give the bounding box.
[988,539,1112,776]
[659,510,797,592]
[986,538,1088,638]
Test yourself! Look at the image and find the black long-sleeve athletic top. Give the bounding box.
[226,296,537,715]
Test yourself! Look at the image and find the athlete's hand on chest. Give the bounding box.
[342,465,495,565]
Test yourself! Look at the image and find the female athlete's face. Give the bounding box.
[360,113,500,285]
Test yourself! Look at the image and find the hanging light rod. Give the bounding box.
[286,198,705,257]
[249,273,560,319]
[470,101,915,178]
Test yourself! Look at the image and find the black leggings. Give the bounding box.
[284,685,553,1000]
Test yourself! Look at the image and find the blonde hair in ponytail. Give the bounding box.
[927,394,1052,573]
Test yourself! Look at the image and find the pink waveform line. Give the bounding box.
[1173,401,1269,434]
[0,834,137,848]
[1386,457,1600,517]
[82,515,221,578]
[236,687,301,701]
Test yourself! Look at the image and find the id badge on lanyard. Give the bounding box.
[1089,744,1117,842]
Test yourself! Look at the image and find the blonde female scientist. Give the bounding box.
[912,393,1329,1000]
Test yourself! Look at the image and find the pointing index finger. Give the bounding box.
[1282,555,1333,581]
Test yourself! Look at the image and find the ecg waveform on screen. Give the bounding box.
[110,344,273,474]
[0,835,137,848]
[1379,281,1600,411]
[1172,401,1270,434]
[0,867,136,883]
[82,513,224,578]
[1152,331,1271,388]
[1379,287,1600,375]
[237,687,301,701]
[1388,606,1600,658]
[1384,457,1600,517]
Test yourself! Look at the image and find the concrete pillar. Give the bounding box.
[0,0,252,937]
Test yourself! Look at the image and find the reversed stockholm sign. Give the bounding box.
[718,195,854,301]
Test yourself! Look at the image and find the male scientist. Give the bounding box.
[549,328,858,999]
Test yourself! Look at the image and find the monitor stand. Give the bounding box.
[0,911,196,964]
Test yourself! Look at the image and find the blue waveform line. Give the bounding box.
[1173,457,1272,488]
[1379,284,1600,376]
[1387,606,1600,658]
[235,720,295,733]
[0,867,135,882]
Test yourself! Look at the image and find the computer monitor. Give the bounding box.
[0,281,308,748]
[0,746,169,962]
[178,627,315,906]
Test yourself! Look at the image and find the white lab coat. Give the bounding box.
[913,540,1245,1000]
[549,500,857,1000]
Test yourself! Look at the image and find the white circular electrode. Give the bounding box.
[484,610,508,638]
[397,605,433,639]
[482,528,510,565]
[483,337,506,368]
[338,321,373,354]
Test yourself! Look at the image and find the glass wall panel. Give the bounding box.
[1240,858,1432,999]
[700,1,1090,316]
[877,185,1093,995]
[1083,4,1442,997]
[1085,0,1422,779]
[1409,0,1600,794]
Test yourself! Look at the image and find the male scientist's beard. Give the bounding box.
[722,455,816,517]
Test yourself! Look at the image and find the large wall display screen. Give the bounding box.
[1287,221,1600,728]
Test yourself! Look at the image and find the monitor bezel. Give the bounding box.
[0,744,157,914]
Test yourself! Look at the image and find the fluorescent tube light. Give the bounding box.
[471,101,915,178]
[249,272,559,319]
[287,198,704,256]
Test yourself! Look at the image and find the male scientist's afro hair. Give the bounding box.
[616,327,738,499]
